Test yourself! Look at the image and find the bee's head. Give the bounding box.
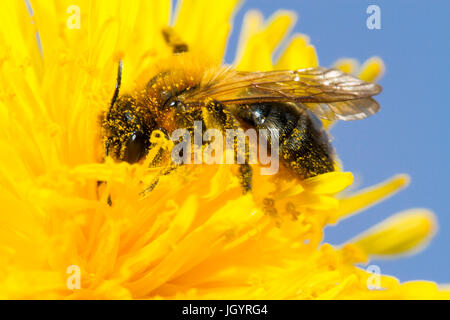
[103,95,156,163]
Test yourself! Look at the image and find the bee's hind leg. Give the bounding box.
[239,162,252,194]
[205,101,254,195]
[235,122,253,194]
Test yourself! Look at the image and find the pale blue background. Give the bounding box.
[220,0,450,283]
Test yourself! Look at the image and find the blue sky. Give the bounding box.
[219,0,450,283]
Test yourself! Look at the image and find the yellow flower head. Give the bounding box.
[0,0,448,299]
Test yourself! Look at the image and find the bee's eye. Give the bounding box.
[124,133,146,163]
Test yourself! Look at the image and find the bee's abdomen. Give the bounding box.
[236,102,334,179]
[281,109,334,178]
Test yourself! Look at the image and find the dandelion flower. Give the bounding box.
[0,0,448,300]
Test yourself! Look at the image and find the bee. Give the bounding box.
[102,29,382,194]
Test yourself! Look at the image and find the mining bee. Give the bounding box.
[102,28,382,194]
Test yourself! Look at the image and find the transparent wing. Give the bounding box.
[179,67,382,120]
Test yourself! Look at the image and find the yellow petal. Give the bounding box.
[302,172,353,195]
[350,209,437,257]
[234,10,263,63]
[358,56,385,82]
[261,10,297,54]
[175,0,240,63]
[333,58,359,74]
[236,10,296,71]
[398,281,450,300]
[333,174,410,221]
[276,34,319,69]
[316,274,358,299]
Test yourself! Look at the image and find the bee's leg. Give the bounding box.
[161,26,188,54]
[99,60,123,207]
[140,163,179,196]
[204,101,253,194]
[237,130,253,194]
[239,162,252,194]
[96,180,113,206]
[110,60,123,109]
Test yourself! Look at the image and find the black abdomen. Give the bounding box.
[235,102,334,179]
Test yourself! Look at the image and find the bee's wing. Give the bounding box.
[180,67,382,121]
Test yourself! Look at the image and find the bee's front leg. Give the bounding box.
[140,163,179,197]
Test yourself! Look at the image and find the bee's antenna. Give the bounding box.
[110,60,123,109]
